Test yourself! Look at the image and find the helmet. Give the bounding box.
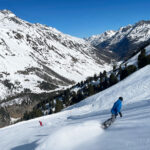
[119,97,123,101]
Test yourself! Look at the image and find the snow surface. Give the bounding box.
[10,117,20,124]
[0,65,150,150]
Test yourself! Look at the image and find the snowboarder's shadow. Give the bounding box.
[11,140,38,150]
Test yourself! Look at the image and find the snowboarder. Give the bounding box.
[102,97,123,129]
[111,97,123,119]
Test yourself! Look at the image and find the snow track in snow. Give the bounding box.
[36,121,103,150]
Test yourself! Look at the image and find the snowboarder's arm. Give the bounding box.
[116,103,121,113]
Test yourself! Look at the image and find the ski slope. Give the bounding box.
[0,65,150,150]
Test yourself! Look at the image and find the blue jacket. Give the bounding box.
[111,99,122,115]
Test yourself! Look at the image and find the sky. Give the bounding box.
[0,0,150,38]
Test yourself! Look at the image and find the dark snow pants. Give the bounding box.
[103,114,116,127]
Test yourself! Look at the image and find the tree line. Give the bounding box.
[23,47,150,121]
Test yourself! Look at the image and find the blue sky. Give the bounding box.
[0,0,150,37]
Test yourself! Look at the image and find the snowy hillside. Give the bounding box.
[0,10,114,102]
[87,21,150,58]
[125,44,150,66]
[1,65,150,150]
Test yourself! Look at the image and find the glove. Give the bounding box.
[119,112,122,117]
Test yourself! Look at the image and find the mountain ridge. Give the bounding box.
[0,9,114,101]
[86,20,150,59]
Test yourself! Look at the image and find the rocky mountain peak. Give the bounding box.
[85,30,116,46]
[104,30,116,36]
[0,9,16,18]
[88,20,150,59]
[134,20,150,26]
[118,25,132,33]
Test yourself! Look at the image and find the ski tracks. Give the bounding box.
[35,120,103,150]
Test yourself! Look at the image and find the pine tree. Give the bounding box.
[34,109,43,117]
[64,89,70,106]
[103,76,109,89]
[94,74,97,81]
[103,70,107,77]
[120,65,137,80]
[138,49,147,68]
[113,65,116,72]
[77,90,84,102]
[146,55,150,64]
[109,73,118,86]
[55,99,63,113]
[71,92,78,104]
[100,72,103,83]
[80,81,84,87]
[23,111,29,120]
[88,84,94,96]
[49,108,53,114]
[77,82,80,87]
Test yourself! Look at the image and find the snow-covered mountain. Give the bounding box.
[85,30,116,46]
[87,21,150,58]
[1,64,150,150]
[0,10,114,102]
[1,10,150,150]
